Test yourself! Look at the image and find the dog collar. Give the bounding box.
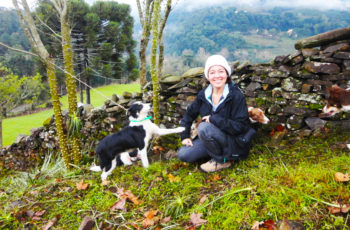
[130,116,152,122]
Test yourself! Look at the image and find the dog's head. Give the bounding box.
[320,85,344,117]
[248,107,270,124]
[127,102,151,121]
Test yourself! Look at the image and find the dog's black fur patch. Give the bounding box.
[127,103,143,119]
[96,126,146,171]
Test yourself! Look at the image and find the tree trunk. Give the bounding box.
[0,114,2,148]
[84,47,91,104]
[137,0,153,91]
[295,26,350,50]
[150,0,161,125]
[57,0,81,164]
[46,58,70,165]
[13,0,70,166]
[157,0,171,77]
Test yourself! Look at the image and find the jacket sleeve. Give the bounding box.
[179,95,201,140]
[209,93,250,136]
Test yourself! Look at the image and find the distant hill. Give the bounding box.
[162,7,350,63]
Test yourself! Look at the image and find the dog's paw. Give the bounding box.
[175,127,185,133]
[90,165,101,172]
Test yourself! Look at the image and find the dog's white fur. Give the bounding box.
[248,107,270,124]
[90,102,185,181]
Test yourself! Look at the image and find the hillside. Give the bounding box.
[162,7,350,63]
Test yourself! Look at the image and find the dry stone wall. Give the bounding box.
[2,39,350,171]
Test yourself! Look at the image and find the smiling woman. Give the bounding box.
[177,54,253,173]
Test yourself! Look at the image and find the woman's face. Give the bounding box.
[208,65,228,89]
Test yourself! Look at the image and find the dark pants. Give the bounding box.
[177,122,228,163]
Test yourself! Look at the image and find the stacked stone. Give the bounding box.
[144,67,208,127]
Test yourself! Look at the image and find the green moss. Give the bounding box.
[254,97,267,106]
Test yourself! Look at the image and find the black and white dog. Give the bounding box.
[90,102,185,181]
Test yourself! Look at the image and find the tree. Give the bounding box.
[52,0,81,164]
[0,66,44,147]
[12,0,70,166]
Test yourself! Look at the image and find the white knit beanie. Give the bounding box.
[204,54,231,79]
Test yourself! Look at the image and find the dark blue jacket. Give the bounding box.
[180,82,252,160]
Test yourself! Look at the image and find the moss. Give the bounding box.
[254,97,267,106]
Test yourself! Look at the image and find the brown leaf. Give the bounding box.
[42,217,57,230]
[76,180,90,190]
[190,213,207,227]
[153,145,165,154]
[168,174,181,183]
[161,216,171,224]
[328,203,350,214]
[251,220,264,230]
[117,188,141,205]
[110,198,127,212]
[142,209,158,228]
[264,220,278,230]
[334,172,350,182]
[212,174,221,181]
[198,195,208,205]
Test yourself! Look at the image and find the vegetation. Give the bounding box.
[164,7,350,62]
[1,131,349,229]
[2,83,140,146]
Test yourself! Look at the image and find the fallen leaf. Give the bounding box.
[161,216,171,224]
[153,145,165,154]
[168,173,181,183]
[328,202,350,214]
[117,188,141,205]
[334,172,350,182]
[190,213,207,227]
[251,220,264,230]
[186,226,196,230]
[212,174,221,181]
[142,209,158,228]
[264,220,277,230]
[198,195,208,205]
[42,217,57,230]
[76,180,90,190]
[110,198,127,212]
[32,210,46,221]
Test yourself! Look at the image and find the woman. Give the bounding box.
[178,54,252,172]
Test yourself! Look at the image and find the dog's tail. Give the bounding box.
[90,165,102,172]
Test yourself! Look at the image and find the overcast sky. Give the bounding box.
[1,0,349,12]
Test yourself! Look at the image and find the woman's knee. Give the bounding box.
[197,122,213,139]
[177,147,196,163]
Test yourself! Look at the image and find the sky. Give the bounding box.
[1,0,350,12]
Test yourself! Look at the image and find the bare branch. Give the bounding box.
[0,42,39,57]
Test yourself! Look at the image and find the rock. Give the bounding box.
[160,75,182,84]
[286,115,305,130]
[301,48,319,57]
[245,82,261,92]
[78,216,95,230]
[323,43,350,53]
[122,91,133,99]
[281,78,302,92]
[333,51,350,59]
[182,67,204,78]
[304,61,340,74]
[305,117,327,130]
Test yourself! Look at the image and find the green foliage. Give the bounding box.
[1,131,350,229]
[0,67,45,115]
[164,7,350,60]
[67,112,83,138]
[34,0,137,84]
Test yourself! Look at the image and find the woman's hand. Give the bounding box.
[182,138,193,146]
[202,115,210,123]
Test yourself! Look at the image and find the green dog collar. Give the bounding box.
[130,116,152,123]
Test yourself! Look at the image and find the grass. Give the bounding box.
[3,83,140,146]
[1,130,349,229]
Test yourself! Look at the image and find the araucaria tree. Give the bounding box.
[12,0,70,165]
[52,0,81,164]
[137,0,173,124]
